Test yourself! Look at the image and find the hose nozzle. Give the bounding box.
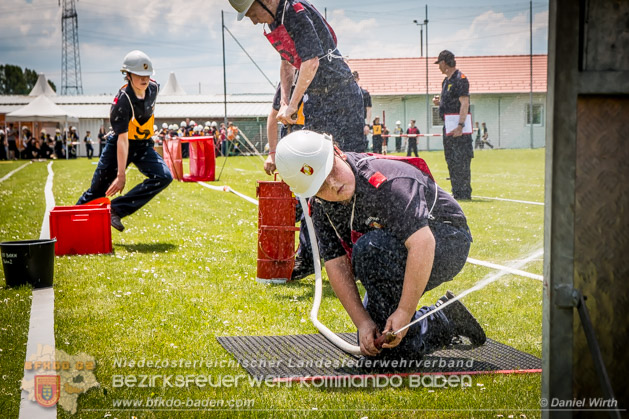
[374,331,397,350]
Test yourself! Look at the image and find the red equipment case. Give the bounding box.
[256,178,299,283]
[49,203,112,256]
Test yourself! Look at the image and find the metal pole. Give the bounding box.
[420,28,423,57]
[222,10,228,128]
[425,5,429,151]
[530,0,534,149]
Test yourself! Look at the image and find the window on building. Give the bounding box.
[526,104,544,126]
[432,107,444,127]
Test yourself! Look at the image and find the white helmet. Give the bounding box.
[169,124,176,130]
[275,130,335,198]
[162,123,168,129]
[203,126,210,131]
[229,0,255,21]
[190,120,197,126]
[396,120,401,125]
[211,121,218,128]
[204,121,211,127]
[120,50,154,76]
[153,125,158,132]
[180,121,187,128]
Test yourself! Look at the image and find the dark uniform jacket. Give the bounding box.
[312,153,469,262]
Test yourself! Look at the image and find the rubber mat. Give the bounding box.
[217,333,541,381]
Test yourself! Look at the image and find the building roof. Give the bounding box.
[348,54,547,96]
[0,93,274,119]
[6,95,78,122]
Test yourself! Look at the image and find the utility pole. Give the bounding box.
[222,10,228,128]
[425,5,429,151]
[529,0,534,148]
[59,0,83,95]
[413,8,429,150]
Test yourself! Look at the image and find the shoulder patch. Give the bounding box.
[112,96,118,105]
[369,172,387,188]
[293,2,305,12]
[460,73,467,79]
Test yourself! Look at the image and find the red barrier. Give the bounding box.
[162,136,215,182]
[182,137,216,182]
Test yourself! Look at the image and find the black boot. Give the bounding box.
[435,291,486,346]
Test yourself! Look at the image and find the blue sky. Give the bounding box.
[0,0,549,95]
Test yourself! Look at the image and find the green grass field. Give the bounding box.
[0,149,545,418]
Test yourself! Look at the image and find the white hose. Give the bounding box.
[300,196,362,356]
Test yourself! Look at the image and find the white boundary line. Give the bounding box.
[0,162,31,184]
[19,161,56,419]
[472,195,544,206]
[466,257,543,281]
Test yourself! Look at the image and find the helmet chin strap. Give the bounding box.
[255,0,276,20]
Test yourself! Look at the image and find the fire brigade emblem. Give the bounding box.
[301,164,314,176]
[35,375,60,407]
[143,63,149,70]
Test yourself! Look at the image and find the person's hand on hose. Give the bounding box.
[106,174,126,196]
[381,308,413,349]
[357,318,381,356]
[277,103,298,126]
[264,154,276,176]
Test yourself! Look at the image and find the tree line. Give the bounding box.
[0,64,56,95]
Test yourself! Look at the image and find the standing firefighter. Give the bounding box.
[229,0,366,152]
[433,50,473,200]
[230,0,367,280]
[275,131,486,359]
[76,50,173,232]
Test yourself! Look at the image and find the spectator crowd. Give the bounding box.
[0,119,243,161]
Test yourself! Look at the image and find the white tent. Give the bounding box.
[160,72,187,95]
[6,94,78,123]
[29,73,56,97]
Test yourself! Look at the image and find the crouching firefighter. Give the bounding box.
[77,50,173,232]
[274,130,486,360]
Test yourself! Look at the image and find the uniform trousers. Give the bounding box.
[77,138,172,218]
[352,224,471,359]
[443,131,473,200]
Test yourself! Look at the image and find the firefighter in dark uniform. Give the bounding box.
[77,50,173,232]
[274,130,485,359]
[371,117,384,154]
[230,0,366,153]
[353,71,372,139]
[433,50,473,200]
[233,0,367,280]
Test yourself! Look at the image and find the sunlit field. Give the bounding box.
[0,148,544,418]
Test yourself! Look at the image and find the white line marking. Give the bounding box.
[472,195,544,206]
[19,161,56,419]
[39,162,55,240]
[0,162,30,184]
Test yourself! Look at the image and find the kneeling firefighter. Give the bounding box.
[275,130,486,359]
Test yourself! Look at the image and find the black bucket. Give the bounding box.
[0,239,56,288]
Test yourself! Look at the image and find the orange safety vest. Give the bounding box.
[120,85,156,140]
[227,127,239,140]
